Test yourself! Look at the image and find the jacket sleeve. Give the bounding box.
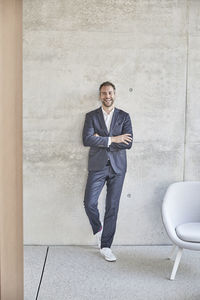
[82,113,109,148]
[109,113,133,151]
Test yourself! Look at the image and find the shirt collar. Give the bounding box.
[101,106,115,117]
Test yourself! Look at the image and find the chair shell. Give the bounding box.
[162,181,200,279]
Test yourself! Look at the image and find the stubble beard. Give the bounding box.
[102,98,114,107]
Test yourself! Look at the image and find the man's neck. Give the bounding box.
[102,105,114,115]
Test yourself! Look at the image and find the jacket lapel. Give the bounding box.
[97,107,109,135]
[109,108,120,136]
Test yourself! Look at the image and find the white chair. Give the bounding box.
[162,181,200,280]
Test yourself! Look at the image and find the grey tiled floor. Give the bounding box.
[24,245,200,300]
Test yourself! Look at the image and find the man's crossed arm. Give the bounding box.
[83,113,133,150]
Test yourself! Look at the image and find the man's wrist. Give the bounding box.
[111,136,116,143]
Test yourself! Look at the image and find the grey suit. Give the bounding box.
[83,107,133,248]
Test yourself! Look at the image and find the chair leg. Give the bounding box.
[168,244,177,260]
[170,247,183,280]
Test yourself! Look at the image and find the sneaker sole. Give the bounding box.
[105,257,116,262]
[100,252,116,262]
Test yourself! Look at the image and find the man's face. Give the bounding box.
[99,85,115,108]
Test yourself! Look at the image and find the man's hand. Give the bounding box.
[111,134,132,145]
[94,133,132,145]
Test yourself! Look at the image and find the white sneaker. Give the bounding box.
[100,247,116,262]
[95,226,102,248]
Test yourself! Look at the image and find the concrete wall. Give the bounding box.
[23,0,200,245]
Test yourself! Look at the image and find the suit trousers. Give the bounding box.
[84,164,125,248]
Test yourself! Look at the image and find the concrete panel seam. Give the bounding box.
[183,0,190,181]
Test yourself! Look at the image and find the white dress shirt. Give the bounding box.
[102,107,115,147]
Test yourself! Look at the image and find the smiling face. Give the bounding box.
[99,85,115,109]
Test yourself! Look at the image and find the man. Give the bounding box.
[83,81,133,262]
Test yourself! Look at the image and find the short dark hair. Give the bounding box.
[99,81,116,93]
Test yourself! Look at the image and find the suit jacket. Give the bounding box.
[82,107,133,174]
